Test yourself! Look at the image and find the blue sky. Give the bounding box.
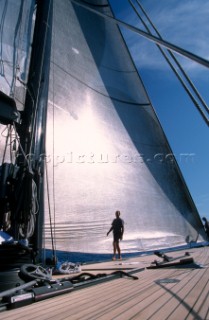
[110,0,209,220]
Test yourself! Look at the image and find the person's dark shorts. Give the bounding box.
[113,233,121,242]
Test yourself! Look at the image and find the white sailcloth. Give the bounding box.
[44,0,205,256]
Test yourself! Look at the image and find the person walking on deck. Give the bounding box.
[202,217,209,239]
[107,210,124,260]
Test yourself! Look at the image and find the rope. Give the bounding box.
[12,124,38,239]
[18,172,38,239]
[69,271,138,284]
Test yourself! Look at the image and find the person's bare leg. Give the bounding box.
[116,241,121,259]
[112,241,116,260]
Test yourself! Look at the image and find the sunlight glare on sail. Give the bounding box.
[47,93,117,166]
[72,47,79,54]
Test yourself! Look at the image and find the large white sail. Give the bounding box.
[43,0,206,258]
[0,0,206,265]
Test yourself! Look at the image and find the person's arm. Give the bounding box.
[107,226,113,236]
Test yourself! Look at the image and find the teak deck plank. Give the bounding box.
[0,246,209,320]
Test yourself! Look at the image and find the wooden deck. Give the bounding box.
[0,246,209,320]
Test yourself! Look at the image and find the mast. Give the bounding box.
[15,0,52,260]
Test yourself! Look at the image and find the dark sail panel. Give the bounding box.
[44,0,206,257]
[0,0,35,111]
[0,0,35,165]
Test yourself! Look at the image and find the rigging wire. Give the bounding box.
[134,0,209,114]
[1,125,10,165]
[9,125,16,163]
[0,124,18,164]
[47,3,58,261]
[54,6,57,251]
[10,0,24,98]
[129,0,209,124]
[71,0,209,70]
[0,0,7,77]
[45,160,57,263]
